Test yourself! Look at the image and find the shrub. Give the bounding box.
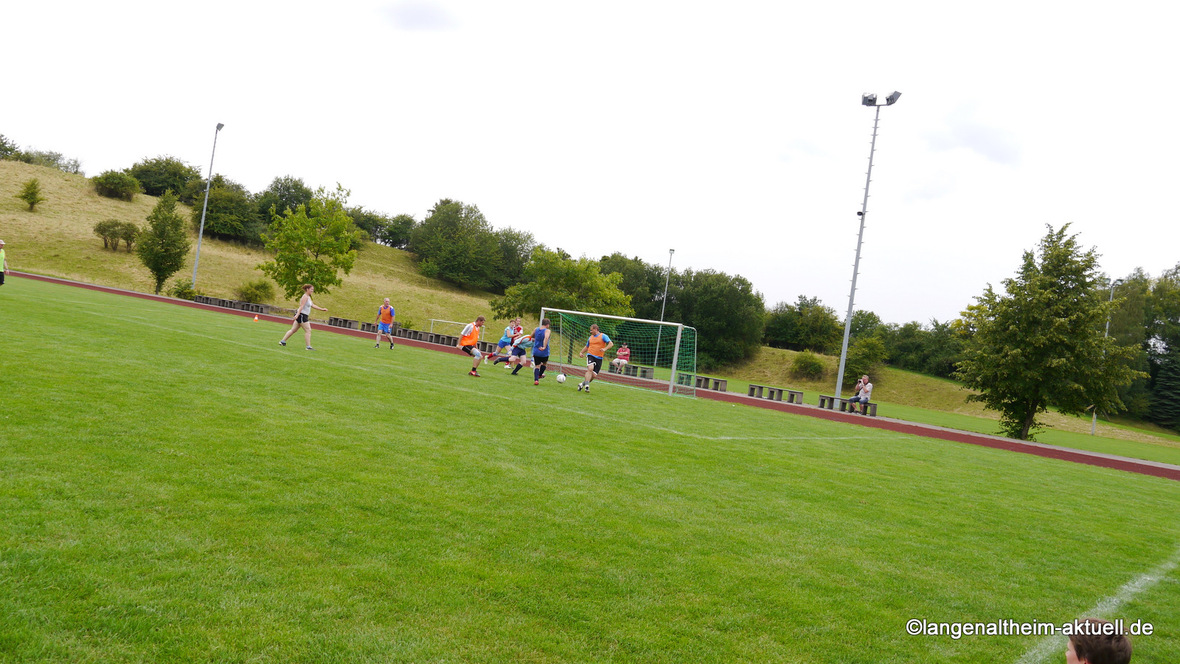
[118,221,141,252]
[843,336,889,387]
[16,178,46,211]
[234,279,276,304]
[166,278,202,300]
[93,219,124,250]
[14,149,82,174]
[790,351,826,380]
[125,156,201,197]
[93,170,142,201]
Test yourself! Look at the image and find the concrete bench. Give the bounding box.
[818,394,836,409]
[328,317,359,330]
[623,364,653,379]
[695,376,727,392]
[749,383,798,403]
[839,399,877,416]
[675,373,695,386]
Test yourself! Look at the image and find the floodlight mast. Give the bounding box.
[1091,278,1123,435]
[835,93,900,399]
[191,122,225,288]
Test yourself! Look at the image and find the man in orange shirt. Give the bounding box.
[374,298,396,349]
[577,324,613,393]
[456,316,486,376]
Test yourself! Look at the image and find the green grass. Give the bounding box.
[2,279,1180,663]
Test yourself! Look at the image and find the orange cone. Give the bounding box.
[253,315,259,321]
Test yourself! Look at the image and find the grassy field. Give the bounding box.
[4,159,1179,458]
[2,279,1179,663]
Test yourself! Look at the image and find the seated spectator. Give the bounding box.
[847,374,873,414]
[610,342,631,371]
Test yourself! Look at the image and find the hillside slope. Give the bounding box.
[0,160,500,330]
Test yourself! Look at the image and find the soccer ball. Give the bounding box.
[556,373,567,384]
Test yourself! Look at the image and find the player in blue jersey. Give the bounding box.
[531,319,551,385]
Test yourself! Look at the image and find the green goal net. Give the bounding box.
[540,308,697,396]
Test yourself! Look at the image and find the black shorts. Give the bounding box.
[462,345,477,356]
[295,313,309,324]
[587,356,603,374]
[532,353,549,365]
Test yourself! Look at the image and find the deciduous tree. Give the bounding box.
[956,225,1143,440]
[258,185,363,299]
[137,192,191,294]
[490,248,633,318]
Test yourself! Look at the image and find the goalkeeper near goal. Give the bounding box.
[577,324,613,393]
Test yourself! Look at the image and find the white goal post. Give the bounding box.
[539,307,697,396]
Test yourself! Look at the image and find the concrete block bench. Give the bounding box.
[749,384,802,404]
[623,364,654,379]
[839,399,878,416]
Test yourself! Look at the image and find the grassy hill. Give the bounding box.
[4,159,1179,452]
[0,160,500,332]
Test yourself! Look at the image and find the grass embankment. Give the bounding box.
[0,160,506,332]
[2,279,1179,663]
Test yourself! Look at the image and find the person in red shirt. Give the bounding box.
[610,342,631,372]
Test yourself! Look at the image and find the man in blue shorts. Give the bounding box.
[531,318,551,385]
[488,318,522,364]
[374,297,396,349]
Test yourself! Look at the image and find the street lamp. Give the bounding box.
[191,122,225,287]
[654,249,675,368]
[1091,278,1123,435]
[835,92,901,398]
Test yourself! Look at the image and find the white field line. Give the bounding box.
[1013,546,1180,664]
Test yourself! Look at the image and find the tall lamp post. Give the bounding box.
[654,248,675,368]
[1091,278,1122,435]
[835,91,901,398]
[191,122,225,287]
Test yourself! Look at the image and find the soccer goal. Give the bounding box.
[540,308,698,396]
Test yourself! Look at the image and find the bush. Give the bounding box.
[118,221,141,252]
[166,278,202,300]
[126,156,201,197]
[93,219,124,250]
[16,178,46,211]
[234,279,276,304]
[842,336,888,387]
[93,170,142,201]
[790,351,826,380]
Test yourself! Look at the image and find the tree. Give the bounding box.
[256,176,315,220]
[125,156,202,197]
[0,134,18,160]
[193,176,263,244]
[671,269,765,369]
[93,219,123,250]
[378,213,416,248]
[956,225,1143,440]
[258,185,363,299]
[137,192,191,294]
[599,253,667,321]
[492,227,536,291]
[92,170,142,201]
[763,296,842,353]
[117,221,141,253]
[16,178,46,211]
[490,248,633,318]
[408,199,502,290]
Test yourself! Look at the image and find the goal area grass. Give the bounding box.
[2,279,1179,663]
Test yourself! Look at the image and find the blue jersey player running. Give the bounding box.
[530,319,551,385]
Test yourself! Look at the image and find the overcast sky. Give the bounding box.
[4,1,1176,324]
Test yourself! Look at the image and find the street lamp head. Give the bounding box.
[886,91,902,105]
[861,93,877,106]
[216,123,225,131]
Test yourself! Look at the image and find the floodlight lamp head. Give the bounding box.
[861,93,877,106]
[216,123,225,131]
[886,91,902,105]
